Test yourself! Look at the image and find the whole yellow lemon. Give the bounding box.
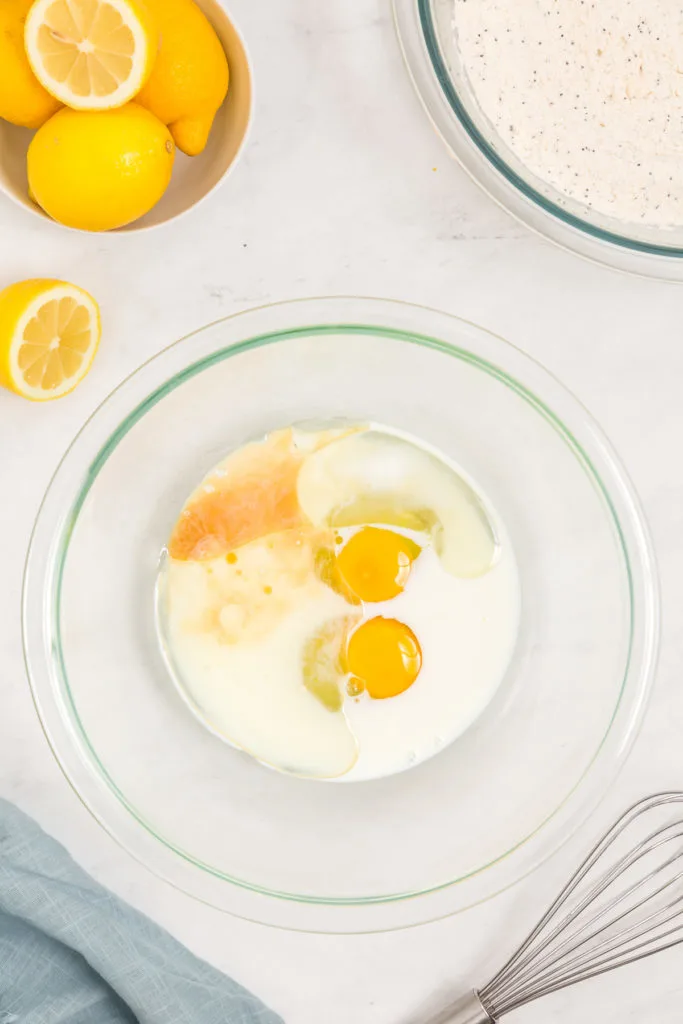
[0,0,61,128]
[136,0,229,156]
[27,103,175,232]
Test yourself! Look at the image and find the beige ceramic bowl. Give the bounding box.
[0,0,252,233]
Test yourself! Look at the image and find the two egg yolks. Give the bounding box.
[335,527,423,699]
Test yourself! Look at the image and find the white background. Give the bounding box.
[1,1,682,1021]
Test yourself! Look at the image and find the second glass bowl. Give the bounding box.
[393,0,683,279]
[23,297,659,931]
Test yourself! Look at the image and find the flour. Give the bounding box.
[452,0,683,228]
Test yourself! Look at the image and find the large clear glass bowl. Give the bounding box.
[23,298,659,932]
[393,0,683,280]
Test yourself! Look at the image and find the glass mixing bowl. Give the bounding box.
[393,0,683,280]
[23,298,659,932]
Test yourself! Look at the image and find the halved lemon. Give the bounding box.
[0,280,101,401]
[24,0,158,111]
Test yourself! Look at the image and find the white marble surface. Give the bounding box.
[1,1,683,1021]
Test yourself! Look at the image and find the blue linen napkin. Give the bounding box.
[0,799,284,1024]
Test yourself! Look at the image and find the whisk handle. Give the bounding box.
[434,991,495,1024]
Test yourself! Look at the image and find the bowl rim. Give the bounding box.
[0,0,253,236]
[22,296,661,931]
[392,0,683,281]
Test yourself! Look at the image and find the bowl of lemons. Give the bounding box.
[0,0,252,232]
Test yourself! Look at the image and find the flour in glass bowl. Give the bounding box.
[452,0,683,228]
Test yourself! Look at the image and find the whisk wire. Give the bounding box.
[477,793,683,1020]
[481,799,638,993]
[490,812,683,994]
[499,909,683,1014]
[495,925,683,1017]
[497,832,683,1003]
[480,815,633,1001]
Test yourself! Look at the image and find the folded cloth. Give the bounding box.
[0,799,283,1024]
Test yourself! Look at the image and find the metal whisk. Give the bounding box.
[438,792,683,1023]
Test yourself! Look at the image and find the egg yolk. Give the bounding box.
[335,527,420,603]
[346,616,422,699]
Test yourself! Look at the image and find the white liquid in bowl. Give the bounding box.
[156,423,520,782]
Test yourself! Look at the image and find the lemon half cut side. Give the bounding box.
[0,279,101,401]
[25,0,158,110]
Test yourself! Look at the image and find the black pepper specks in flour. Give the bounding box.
[452,0,683,226]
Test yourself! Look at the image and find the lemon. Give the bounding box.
[0,279,100,401]
[24,0,158,111]
[136,0,229,156]
[0,0,61,128]
[28,103,175,231]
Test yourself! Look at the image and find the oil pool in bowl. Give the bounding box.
[156,422,520,782]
